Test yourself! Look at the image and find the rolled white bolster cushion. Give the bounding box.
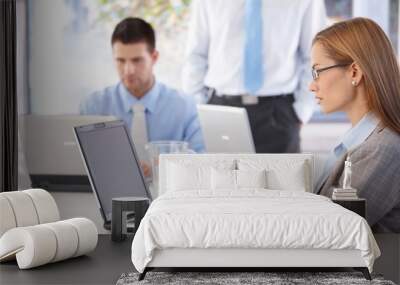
[63,218,98,257]
[0,196,17,237]
[0,218,98,269]
[23,189,60,223]
[0,225,57,269]
[42,221,79,263]
[0,192,39,227]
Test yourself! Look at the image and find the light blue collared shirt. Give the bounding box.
[80,81,205,153]
[314,112,379,193]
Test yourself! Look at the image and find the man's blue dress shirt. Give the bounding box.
[80,81,205,153]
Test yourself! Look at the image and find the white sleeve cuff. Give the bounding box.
[293,99,316,124]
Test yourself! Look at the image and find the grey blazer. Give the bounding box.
[319,125,400,233]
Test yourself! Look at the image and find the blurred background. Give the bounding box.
[16,0,400,156]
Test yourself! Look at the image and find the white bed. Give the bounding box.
[131,154,380,280]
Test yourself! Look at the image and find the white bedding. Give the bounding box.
[131,190,380,273]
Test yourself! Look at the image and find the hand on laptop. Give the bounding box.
[140,161,151,177]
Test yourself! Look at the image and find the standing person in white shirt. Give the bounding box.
[183,0,327,153]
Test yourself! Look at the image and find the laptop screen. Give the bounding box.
[74,120,151,223]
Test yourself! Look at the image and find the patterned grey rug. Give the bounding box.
[116,271,396,285]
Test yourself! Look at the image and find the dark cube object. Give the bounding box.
[112,197,149,242]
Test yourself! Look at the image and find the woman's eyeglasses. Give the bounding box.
[311,63,352,80]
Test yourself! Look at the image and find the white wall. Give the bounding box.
[29,0,117,115]
[353,0,390,33]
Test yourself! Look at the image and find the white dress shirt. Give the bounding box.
[182,0,327,123]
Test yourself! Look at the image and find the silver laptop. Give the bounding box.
[197,104,255,153]
[22,115,116,189]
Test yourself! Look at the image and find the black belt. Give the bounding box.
[208,88,294,105]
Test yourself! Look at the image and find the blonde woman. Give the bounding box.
[309,18,400,233]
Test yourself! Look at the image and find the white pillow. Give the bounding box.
[211,169,267,190]
[167,162,211,191]
[267,167,306,191]
[238,159,308,192]
[165,159,236,192]
[236,169,267,189]
[211,168,236,190]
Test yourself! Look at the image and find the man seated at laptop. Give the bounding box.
[80,17,205,175]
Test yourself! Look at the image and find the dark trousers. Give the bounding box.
[208,94,301,153]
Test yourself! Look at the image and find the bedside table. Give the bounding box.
[332,198,366,218]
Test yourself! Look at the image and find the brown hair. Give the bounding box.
[313,17,400,134]
[111,17,155,51]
